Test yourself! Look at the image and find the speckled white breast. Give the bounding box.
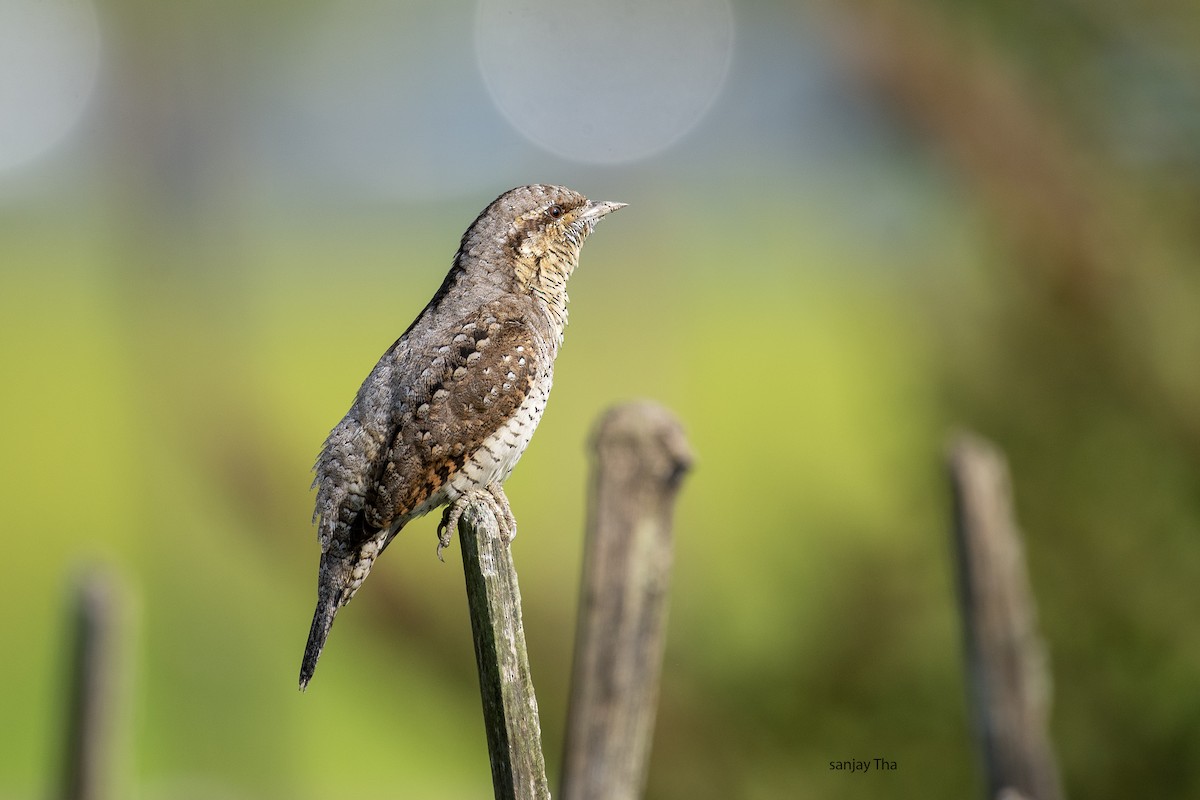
[445,372,553,501]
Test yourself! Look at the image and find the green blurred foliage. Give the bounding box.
[3,1,1200,799]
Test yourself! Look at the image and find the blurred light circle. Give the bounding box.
[0,0,100,172]
[475,0,733,164]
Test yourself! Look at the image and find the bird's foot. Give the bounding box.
[485,483,517,545]
[436,501,464,562]
[435,484,517,559]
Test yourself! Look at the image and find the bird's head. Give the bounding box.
[460,184,624,312]
[506,185,625,284]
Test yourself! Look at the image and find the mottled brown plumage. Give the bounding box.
[300,184,623,689]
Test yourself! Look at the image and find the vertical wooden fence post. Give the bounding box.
[560,402,694,800]
[458,498,551,800]
[947,433,1064,800]
[58,568,124,800]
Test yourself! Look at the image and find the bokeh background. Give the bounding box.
[4,0,1200,798]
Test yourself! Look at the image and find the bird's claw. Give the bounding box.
[436,502,463,561]
[436,485,517,558]
[486,483,517,545]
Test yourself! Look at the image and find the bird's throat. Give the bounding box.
[515,253,574,343]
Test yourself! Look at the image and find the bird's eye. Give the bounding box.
[546,204,565,219]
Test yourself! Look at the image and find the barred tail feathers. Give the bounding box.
[299,533,384,690]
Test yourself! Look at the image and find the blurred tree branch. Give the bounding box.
[821,0,1200,457]
[824,0,1120,311]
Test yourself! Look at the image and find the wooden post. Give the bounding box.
[458,497,551,800]
[560,402,694,800]
[947,433,1064,800]
[58,568,123,800]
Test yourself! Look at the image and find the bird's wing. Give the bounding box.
[363,300,546,532]
[311,331,410,550]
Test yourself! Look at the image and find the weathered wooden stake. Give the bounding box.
[947,433,1064,800]
[560,402,694,800]
[58,568,123,800]
[458,498,551,800]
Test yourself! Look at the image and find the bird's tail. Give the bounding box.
[299,536,382,690]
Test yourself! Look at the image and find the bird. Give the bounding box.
[300,184,625,690]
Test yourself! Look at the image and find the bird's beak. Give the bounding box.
[578,200,627,223]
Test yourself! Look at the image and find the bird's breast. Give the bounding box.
[447,371,553,499]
